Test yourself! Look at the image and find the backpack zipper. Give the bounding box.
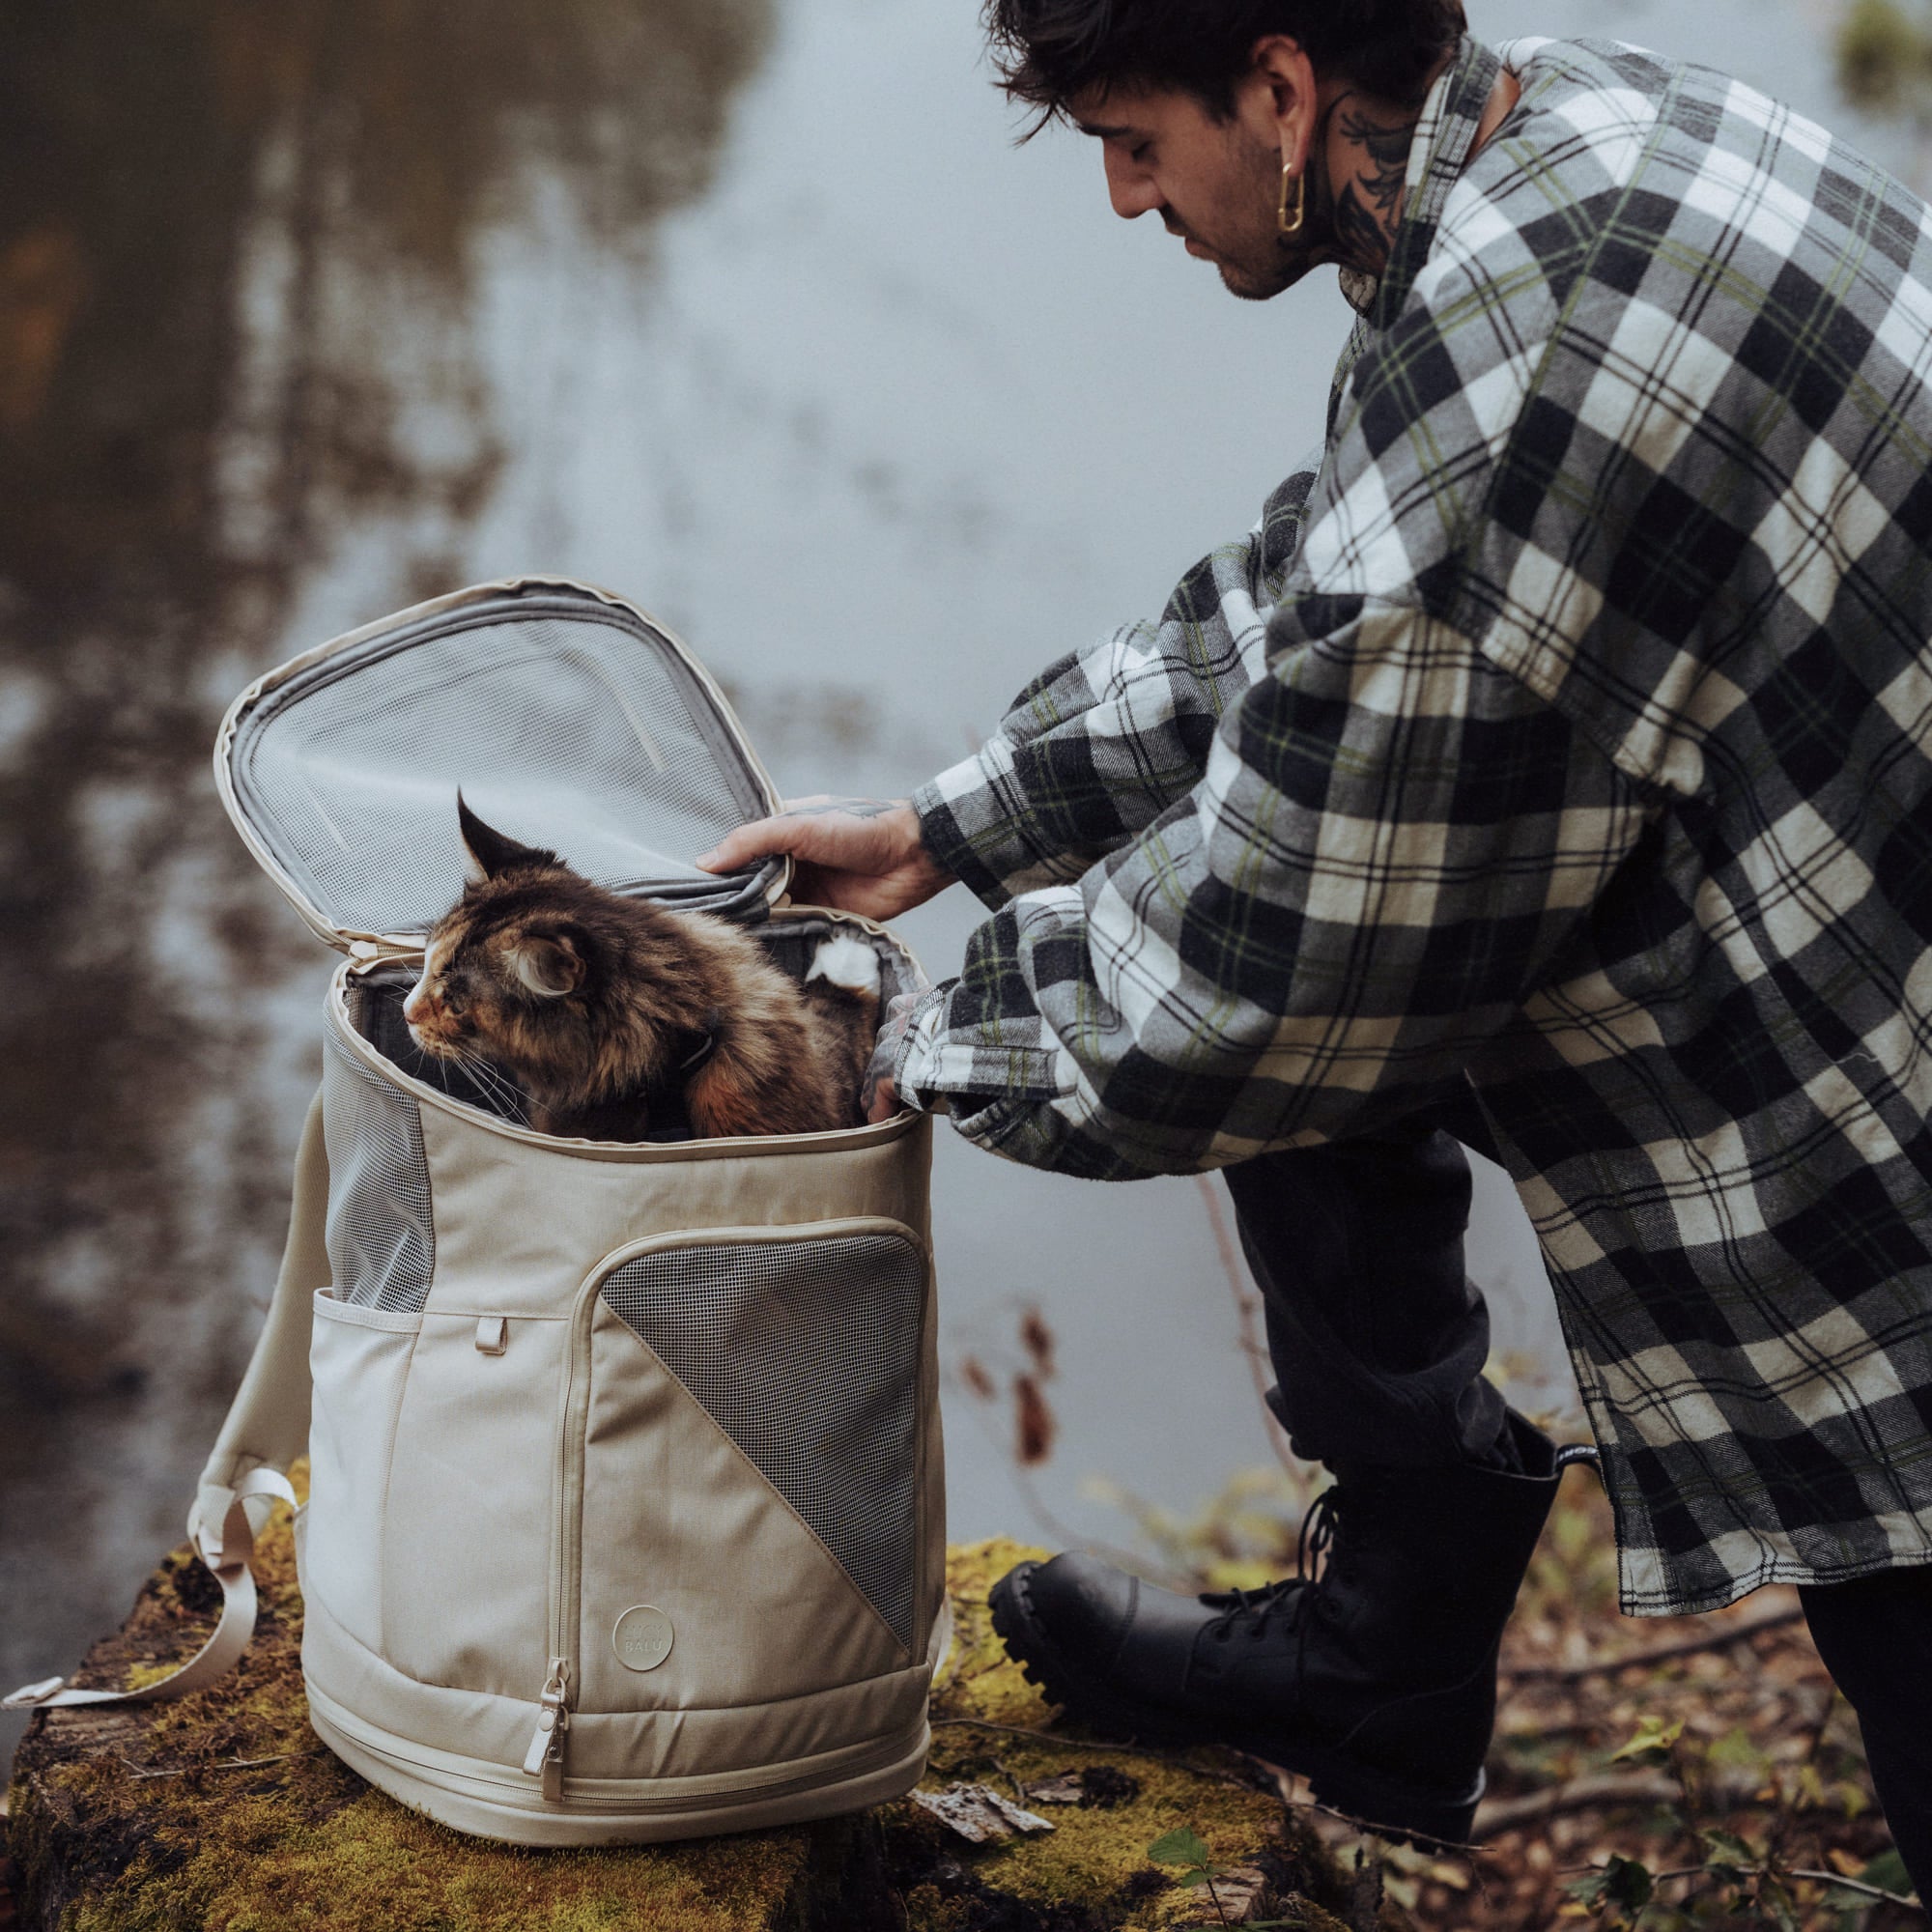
[316,1678,923,1816]
[521,1658,571,1802]
[525,1269,603,1801]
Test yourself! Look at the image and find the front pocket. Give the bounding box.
[380,1307,567,1699]
[569,1220,930,1732]
[305,1288,421,1653]
[596,1222,927,1641]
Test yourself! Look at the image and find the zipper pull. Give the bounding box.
[521,1658,572,1802]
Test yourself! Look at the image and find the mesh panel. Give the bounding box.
[231,596,777,936]
[322,1031,437,1312]
[600,1234,925,1649]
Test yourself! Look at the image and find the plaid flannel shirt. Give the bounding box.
[900,35,1932,1614]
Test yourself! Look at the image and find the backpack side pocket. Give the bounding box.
[305,1290,420,1655]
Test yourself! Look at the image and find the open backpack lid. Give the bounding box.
[215,578,790,952]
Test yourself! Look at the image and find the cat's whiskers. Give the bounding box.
[442,1040,530,1123]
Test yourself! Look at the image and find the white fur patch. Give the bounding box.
[806,932,880,995]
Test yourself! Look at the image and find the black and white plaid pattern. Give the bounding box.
[900,36,1932,1614]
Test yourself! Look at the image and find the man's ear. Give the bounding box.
[457,791,563,885]
[1244,32,1319,161]
[505,929,586,999]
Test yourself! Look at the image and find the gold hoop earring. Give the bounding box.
[1277,157,1306,237]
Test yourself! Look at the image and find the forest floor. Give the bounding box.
[1,1469,1921,1931]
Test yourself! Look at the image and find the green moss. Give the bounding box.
[14,1519,1355,1931]
[913,1540,1356,1931]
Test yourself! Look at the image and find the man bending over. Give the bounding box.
[706,0,1932,1881]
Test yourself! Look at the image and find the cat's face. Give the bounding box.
[401,918,585,1065]
[401,799,592,1074]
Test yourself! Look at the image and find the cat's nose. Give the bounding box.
[402,982,428,1025]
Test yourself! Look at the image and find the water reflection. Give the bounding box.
[0,0,773,1742]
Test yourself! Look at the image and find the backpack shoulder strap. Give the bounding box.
[5,1088,329,1713]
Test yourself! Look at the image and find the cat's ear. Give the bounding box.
[506,930,585,999]
[457,791,561,885]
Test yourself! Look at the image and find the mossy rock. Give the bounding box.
[7,1512,1368,1931]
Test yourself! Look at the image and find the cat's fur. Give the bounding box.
[402,798,882,1141]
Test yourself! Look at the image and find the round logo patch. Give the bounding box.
[611,1605,674,1673]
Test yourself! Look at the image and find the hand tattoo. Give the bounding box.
[778,798,904,823]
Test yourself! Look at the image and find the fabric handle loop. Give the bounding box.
[5,1093,326,1718]
[3,1467,297,1713]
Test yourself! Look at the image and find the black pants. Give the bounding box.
[1222,1116,1513,1471]
[1226,1126,1931,1893]
[1801,1569,1932,1898]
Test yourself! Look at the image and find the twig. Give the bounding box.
[1008,1463,1197,1595]
[1250,1759,1493,1859]
[1474,1771,1681,1833]
[1205,1870,1233,1928]
[117,1752,294,1781]
[1572,1861,1925,1917]
[1479,1764,1899,1836]
[1194,1176,1300,1477]
[1788,1868,1925,1913]
[1502,1601,1804,1682]
[1767,1680,1838,1866]
[986,1747,1029,1807]
[955,1378,1196,1589]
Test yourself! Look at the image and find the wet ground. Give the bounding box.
[0,0,1905,1755]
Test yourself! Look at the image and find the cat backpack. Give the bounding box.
[6,578,948,1846]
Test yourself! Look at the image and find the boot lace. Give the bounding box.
[1201,1486,1344,1645]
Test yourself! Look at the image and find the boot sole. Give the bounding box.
[988,1562,1484,1851]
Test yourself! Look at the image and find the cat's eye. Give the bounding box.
[439,980,469,1016]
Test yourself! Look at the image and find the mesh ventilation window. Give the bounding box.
[601,1234,925,1650]
[322,1032,436,1312]
[230,596,778,936]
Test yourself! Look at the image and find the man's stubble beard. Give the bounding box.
[1216,223,1322,300]
[1217,249,1299,300]
[1212,128,1321,301]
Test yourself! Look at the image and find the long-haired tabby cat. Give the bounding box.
[401,797,882,1141]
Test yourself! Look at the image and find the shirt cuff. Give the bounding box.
[889,983,954,1112]
[912,739,1066,912]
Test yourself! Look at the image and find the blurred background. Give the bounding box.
[0,0,1924,1758]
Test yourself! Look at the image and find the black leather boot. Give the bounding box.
[988,1412,1581,1845]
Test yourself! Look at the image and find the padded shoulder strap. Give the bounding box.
[4,1090,328,1714]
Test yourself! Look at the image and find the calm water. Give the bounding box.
[0,0,1904,1750]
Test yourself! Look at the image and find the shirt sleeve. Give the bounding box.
[893,604,1654,1177]
[893,270,1662,1179]
[911,464,1321,910]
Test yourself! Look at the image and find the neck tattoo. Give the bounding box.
[1323,93,1421,279]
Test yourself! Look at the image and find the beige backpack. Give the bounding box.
[6,580,949,1845]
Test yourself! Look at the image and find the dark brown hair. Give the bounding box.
[983,0,1467,128]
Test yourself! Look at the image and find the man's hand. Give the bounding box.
[696,797,954,923]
